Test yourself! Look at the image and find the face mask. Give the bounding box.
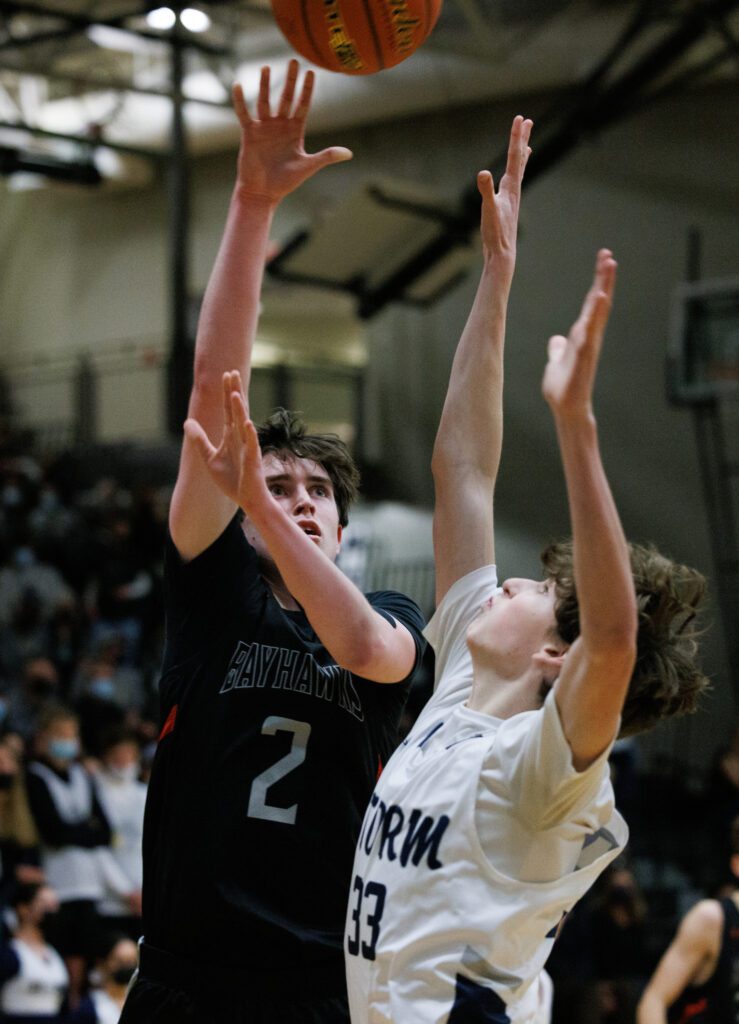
[29,677,55,698]
[48,739,79,762]
[89,678,116,701]
[13,546,35,569]
[2,485,22,508]
[112,965,136,986]
[0,772,15,791]
[106,763,139,784]
[39,491,59,512]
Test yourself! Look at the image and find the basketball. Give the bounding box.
[271,0,443,76]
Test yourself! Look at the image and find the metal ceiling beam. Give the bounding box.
[0,0,228,56]
[343,0,739,318]
[166,9,193,435]
[0,117,165,158]
[0,60,231,106]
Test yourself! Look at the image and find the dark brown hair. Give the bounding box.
[541,540,708,738]
[256,409,360,528]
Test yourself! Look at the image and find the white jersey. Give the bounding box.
[90,986,125,1024]
[346,565,628,1024]
[27,760,107,901]
[95,771,146,917]
[0,937,68,1015]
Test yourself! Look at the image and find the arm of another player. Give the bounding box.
[636,900,723,1024]
[430,116,532,604]
[170,61,352,562]
[544,251,638,770]
[185,379,419,683]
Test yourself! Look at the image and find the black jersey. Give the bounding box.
[669,896,739,1024]
[142,517,425,973]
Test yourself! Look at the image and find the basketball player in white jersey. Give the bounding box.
[343,118,708,1022]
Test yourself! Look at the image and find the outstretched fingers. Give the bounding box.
[229,388,250,444]
[576,250,617,346]
[277,58,299,118]
[222,371,236,428]
[257,65,272,121]
[477,168,495,201]
[503,115,533,192]
[293,67,316,122]
[231,83,251,125]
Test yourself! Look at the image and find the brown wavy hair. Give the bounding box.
[256,409,360,528]
[541,540,708,737]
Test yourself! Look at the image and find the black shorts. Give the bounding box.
[43,899,105,959]
[119,943,350,1024]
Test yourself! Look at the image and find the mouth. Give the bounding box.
[481,587,504,613]
[298,521,322,543]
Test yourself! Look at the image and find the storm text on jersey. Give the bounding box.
[358,791,450,870]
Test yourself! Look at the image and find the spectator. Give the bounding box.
[71,934,138,1024]
[589,864,649,1023]
[704,722,739,890]
[85,515,153,666]
[0,881,68,1022]
[0,542,74,632]
[43,602,85,700]
[25,709,112,1005]
[6,660,61,745]
[0,742,43,915]
[93,733,145,941]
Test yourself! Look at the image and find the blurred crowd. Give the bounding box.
[0,450,166,1022]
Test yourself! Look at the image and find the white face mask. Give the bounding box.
[106,763,140,784]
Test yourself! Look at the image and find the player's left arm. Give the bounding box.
[431,117,532,604]
[185,376,420,683]
[544,251,638,771]
[636,900,722,1024]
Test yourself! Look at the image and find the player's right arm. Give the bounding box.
[169,61,352,561]
[430,117,532,604]
[636,900,723,1023]
[544,252,638,770]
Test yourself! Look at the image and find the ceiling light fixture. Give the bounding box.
[145,7,212,33]
[180,8,211,33]
[146,7,177,31]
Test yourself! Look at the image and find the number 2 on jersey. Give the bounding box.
[247,717,311,825]
[347,874,386,961]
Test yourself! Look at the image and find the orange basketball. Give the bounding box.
[271,0,443,76]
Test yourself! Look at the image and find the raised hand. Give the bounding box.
[476,115,533,285]
[542,249,617,419]
[232,59,352,203]
[183,370,266,511]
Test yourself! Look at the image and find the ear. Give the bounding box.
[335,523,343,555]
[532,643,568,682]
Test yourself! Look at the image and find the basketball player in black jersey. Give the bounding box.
[637,816,739,1023]
[119,61,425,1024]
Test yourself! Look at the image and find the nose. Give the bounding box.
[502,578,532,596]
[292,487,315,516]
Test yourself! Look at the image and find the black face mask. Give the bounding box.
[0,772,15,791]
[29,677,55,698]
[112,965,136,986]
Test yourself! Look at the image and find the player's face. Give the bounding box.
[466,577,559,678]
[243,453,343,564]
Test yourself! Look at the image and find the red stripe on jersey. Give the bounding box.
[677,997,708,1022]
[158,704,177,742]
[377,757,383,781]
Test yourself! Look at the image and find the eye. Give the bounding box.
[269,484,286,497]
[313,485,328,498]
